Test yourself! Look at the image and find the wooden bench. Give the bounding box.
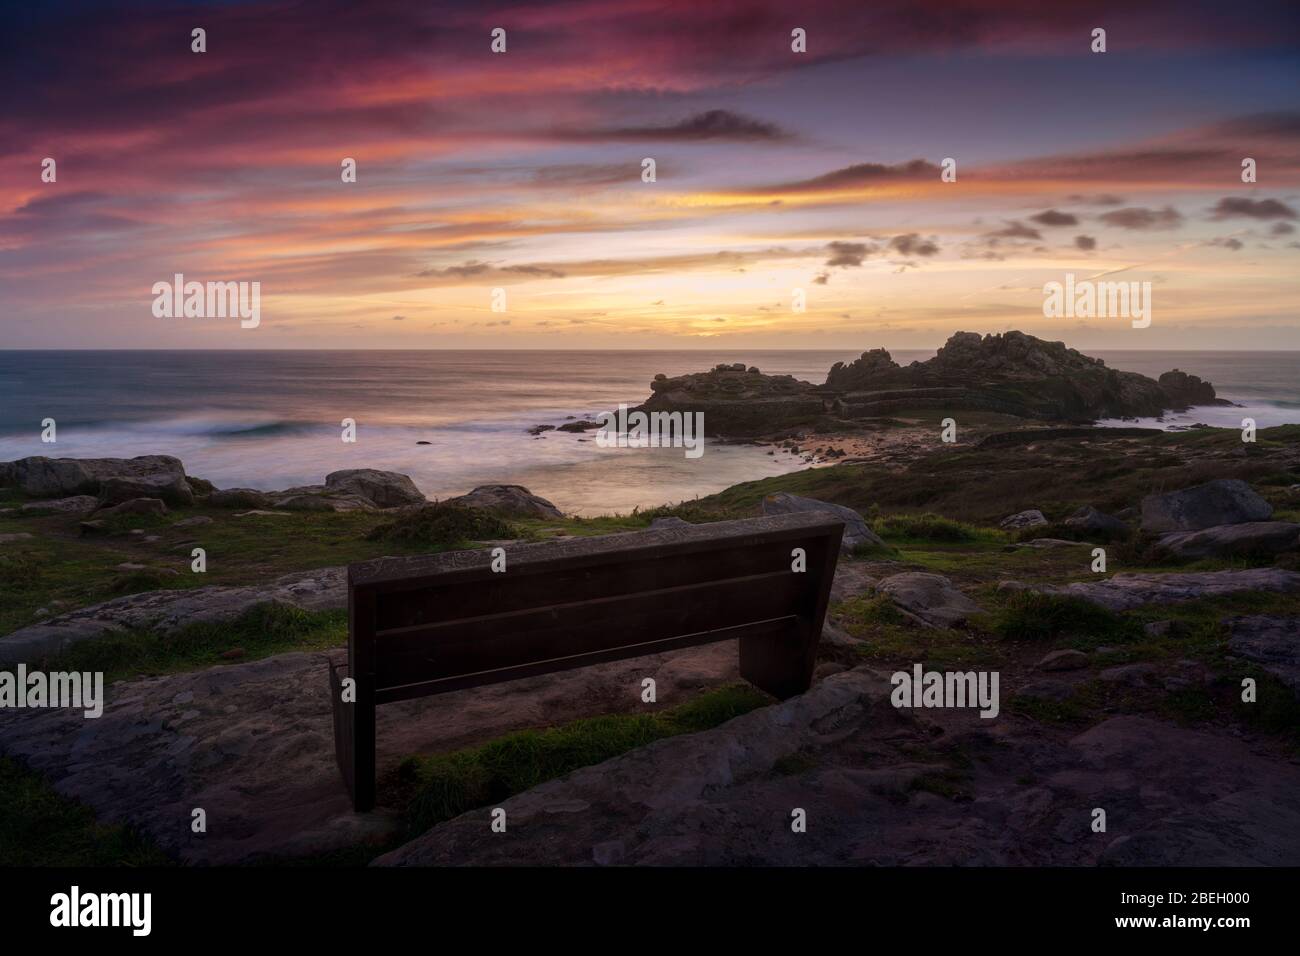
[329,512,843,811]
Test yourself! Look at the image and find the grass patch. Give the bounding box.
[366,503,520,548]
[982,590,1141,644]
[400,683,768,836]
[0,757,172,866]
[876,512,994,543]
[22,602,347,682]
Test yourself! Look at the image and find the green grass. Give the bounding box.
[366,502,521,548]
[981,590,1142,644]
[0,757,172,866]
[875,512,996,543]
[17,602,347,682]
[399,683,768,836]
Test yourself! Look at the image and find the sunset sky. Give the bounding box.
[2,0,1298,350]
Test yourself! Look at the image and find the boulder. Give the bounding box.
[1,455,186,498]
[444,485,563,519]
[324,469,425,509]
[999,509,1047,530]
[1064,505,1128,537]
[760,493,884,553]
[274,494,373,513]
[19,495,99,514]
[1151,522,1300,560]
[1140,479,1272,533]
[875,572,983,627]
[1158,369,1218,407]
[99,473,194,508]
[0,532,35,544]
[648,516,693,530]
[1005,568,1300,612]
[0,566,348,664]
[1015,679,1076,701]
[95,497,167,518]
[208,488,270,509]
[1227,615,1300,700]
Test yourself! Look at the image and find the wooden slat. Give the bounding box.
[371,536,820,631]
[375,616,798,704]
[372,568,812,691]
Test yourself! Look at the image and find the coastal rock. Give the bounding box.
[0,455,187,499]
[1226,616,1300,700]
[99,473,194,508]
[875,572,983,627]
[1000,509,1047,530]
[556,420,601,433]
[95,497,168,518]
[1015,679,1076,701]
[324,469,426,509]
[208,488,270,509]
[641,367,826,436]
[19,495,99,514]
[0,640,744,864]
[1158,369,1218,407]
[374,673,1300,866]
[760,493,883,553]
[825,331,1178,421]
[1004,568,1300,613]
[444,484,563,519]
[0,567,348,665]
[1152,521,1300,560]
[1064,505,1128,537]
[1140,479,1272,533]
[0,532,35,543]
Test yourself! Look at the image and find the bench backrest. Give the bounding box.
[333,512,843,809]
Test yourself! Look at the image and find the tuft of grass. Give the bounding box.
[366,503,519,548]
[875,512,992,543]
[26,602,347,682]
[983,590,1140,644]
[0,757,172,866]
[400,683,768,835]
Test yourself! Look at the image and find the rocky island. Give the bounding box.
[632,331,1227,437]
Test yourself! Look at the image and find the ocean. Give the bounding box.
[1,350,1297,516]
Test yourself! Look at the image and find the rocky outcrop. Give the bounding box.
[207,488,271,509]
[875,572,983,627]
[0,640,744,864]
[1000,509,1047,530]
[1158,369,1219,407]
[1001,568,1300,612]
[825,331,1215,422]
[760,493,883,553]
[0,567,347,665]
[1141,479,1273,533]
[1227,615,1300,700]
[324,469,426,509]
[1152,522,1300,560]
[98,472,194,508]
[0,455,186,498]
[374,670,1300,866]
[444,484,563,519]
[640,365,827,436]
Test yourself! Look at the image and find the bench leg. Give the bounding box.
[353,677,377,813]
[330,660,377,812]
[739,617,816,700]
